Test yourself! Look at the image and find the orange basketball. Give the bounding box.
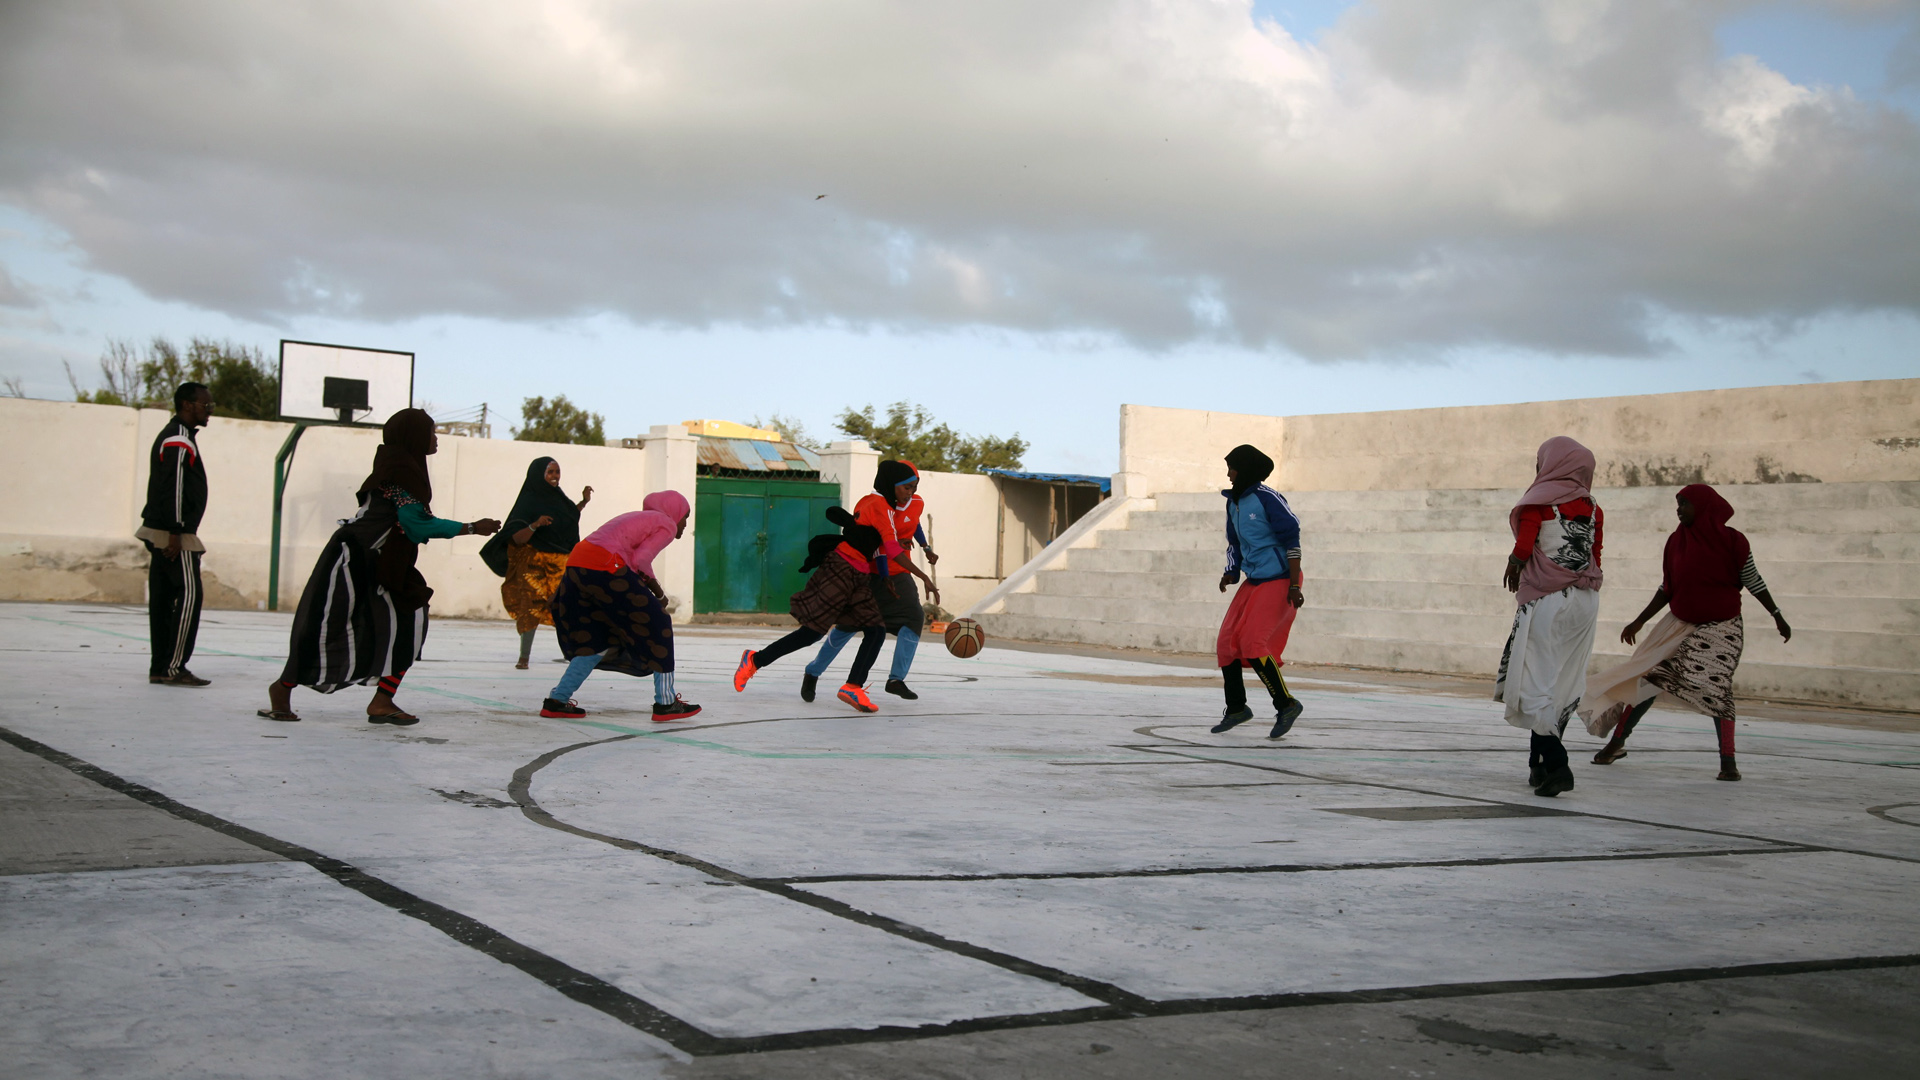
[944,617,985,658]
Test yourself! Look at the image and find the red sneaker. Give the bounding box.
[540,697,585,719]
[653,696,702,721]
[837,683,878,713]
[733,650,759,692]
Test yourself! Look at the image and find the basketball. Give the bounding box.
[944,617,985,658]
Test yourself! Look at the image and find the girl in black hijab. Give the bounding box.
[261,409,500,725]
[480,456,593,667]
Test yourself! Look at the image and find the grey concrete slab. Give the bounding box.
[1,600,1916,1076]
[0,741,282,875]
[667,966,1920,1080]
[0,861,676,1079]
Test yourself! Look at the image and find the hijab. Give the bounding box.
[479,456,581,576]
[874,459,917,504]
[360,408,436,507]
[642,489,690,526]
[1508,436,1593,535]
[1511,436,1602,605]
[805,504,882,571]
[1663,483,1751,624]
[1225,444,1274,500]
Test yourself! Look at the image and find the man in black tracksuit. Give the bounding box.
[138,382,214,686]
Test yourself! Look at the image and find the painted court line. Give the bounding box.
[7,719,1920,1055]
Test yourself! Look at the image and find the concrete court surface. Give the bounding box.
[1,600,1917,1079]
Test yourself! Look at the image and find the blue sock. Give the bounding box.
[889,626,920,683]
[654,671,675,705]
[549,653,602,701]
[804,627,854,678]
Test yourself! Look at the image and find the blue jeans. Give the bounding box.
[805,625,920,682]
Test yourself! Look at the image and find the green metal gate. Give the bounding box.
[693,477,843,613]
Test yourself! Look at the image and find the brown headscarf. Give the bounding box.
[360,408,436,507]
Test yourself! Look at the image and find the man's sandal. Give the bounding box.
[256,709,301,722]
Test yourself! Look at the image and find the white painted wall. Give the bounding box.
[0,399,697,619]
[1119,379,1920,497]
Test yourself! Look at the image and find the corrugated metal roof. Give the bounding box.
[984,468,1112,493]
[696,436,823,477]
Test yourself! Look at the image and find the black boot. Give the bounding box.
[800,673,817,702]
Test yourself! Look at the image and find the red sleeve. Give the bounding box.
[1511,505,1549,560]
[1591,503,1603,569]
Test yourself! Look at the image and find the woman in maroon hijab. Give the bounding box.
[1583,484,1791,781]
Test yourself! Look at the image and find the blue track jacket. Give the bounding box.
[1223,484,1301,586]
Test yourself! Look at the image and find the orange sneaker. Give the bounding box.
[837,683,878,713]
[733,650,759,692]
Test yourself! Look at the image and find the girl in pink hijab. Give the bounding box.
[1494,436,1604,798]
[540,490,699,721]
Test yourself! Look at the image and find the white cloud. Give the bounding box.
[0,0,1915,359]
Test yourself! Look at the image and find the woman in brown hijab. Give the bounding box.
[259,409,499,725]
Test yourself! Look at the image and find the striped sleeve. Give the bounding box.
[1739,555,1769,596]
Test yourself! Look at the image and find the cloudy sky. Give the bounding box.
[2,0,1916,473]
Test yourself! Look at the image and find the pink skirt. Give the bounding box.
[1217,579,1298,667]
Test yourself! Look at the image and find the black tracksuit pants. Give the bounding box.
[145,541,204,678]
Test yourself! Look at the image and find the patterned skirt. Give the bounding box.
[501,545,569,633]
[549,565,675,676]
[1644,616,1744,721]
[790,553,884,634]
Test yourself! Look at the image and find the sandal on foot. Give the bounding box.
[1593,741,1628,764]
[367,710,420,727]
[256,709,301,722]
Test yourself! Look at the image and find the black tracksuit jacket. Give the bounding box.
[141,417,208,535]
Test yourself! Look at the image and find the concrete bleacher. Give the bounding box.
[980,482,1920,712]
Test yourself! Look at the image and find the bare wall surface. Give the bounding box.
[0,399,694,619]
[1120,379,1920,497]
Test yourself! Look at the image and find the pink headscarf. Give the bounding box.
[642,489,690,525]
[1511,436,1602,605]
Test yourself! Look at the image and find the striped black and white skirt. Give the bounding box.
[277,528,428,694]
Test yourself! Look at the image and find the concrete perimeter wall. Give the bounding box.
[1118,379,1919,496]
[0,400,1018,622]
[0,399,696,619]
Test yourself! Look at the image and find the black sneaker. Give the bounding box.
[1534,765,1576,798]
[653,697,701,721]
[800,673,817,702]
[1267,698,1304,739]
[151,669,211,687]
[884,679,919,700]
[540,697,585,719]
[1212,705,1255,733]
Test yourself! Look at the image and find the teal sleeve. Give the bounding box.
[397,501,467,544]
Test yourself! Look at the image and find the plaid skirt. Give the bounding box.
[549,565,674,676]
[790,553,884,634]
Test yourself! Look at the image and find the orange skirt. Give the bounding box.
[501,545,569,633]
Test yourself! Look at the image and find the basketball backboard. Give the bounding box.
[278,340,414,424]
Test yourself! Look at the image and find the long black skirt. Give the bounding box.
[550,565,674,676]
[279,530,427,694]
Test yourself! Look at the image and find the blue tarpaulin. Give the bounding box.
[983,468,1111,494]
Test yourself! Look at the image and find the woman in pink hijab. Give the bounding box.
[540,490,698,722]
[1494,436,1604,798]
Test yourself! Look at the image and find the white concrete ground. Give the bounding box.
[2,601,1917,1077]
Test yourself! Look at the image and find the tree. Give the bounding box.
[513,395,605,445]
[751,412,820,450]
[834,401,1027,473]
[67,336,279,419]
